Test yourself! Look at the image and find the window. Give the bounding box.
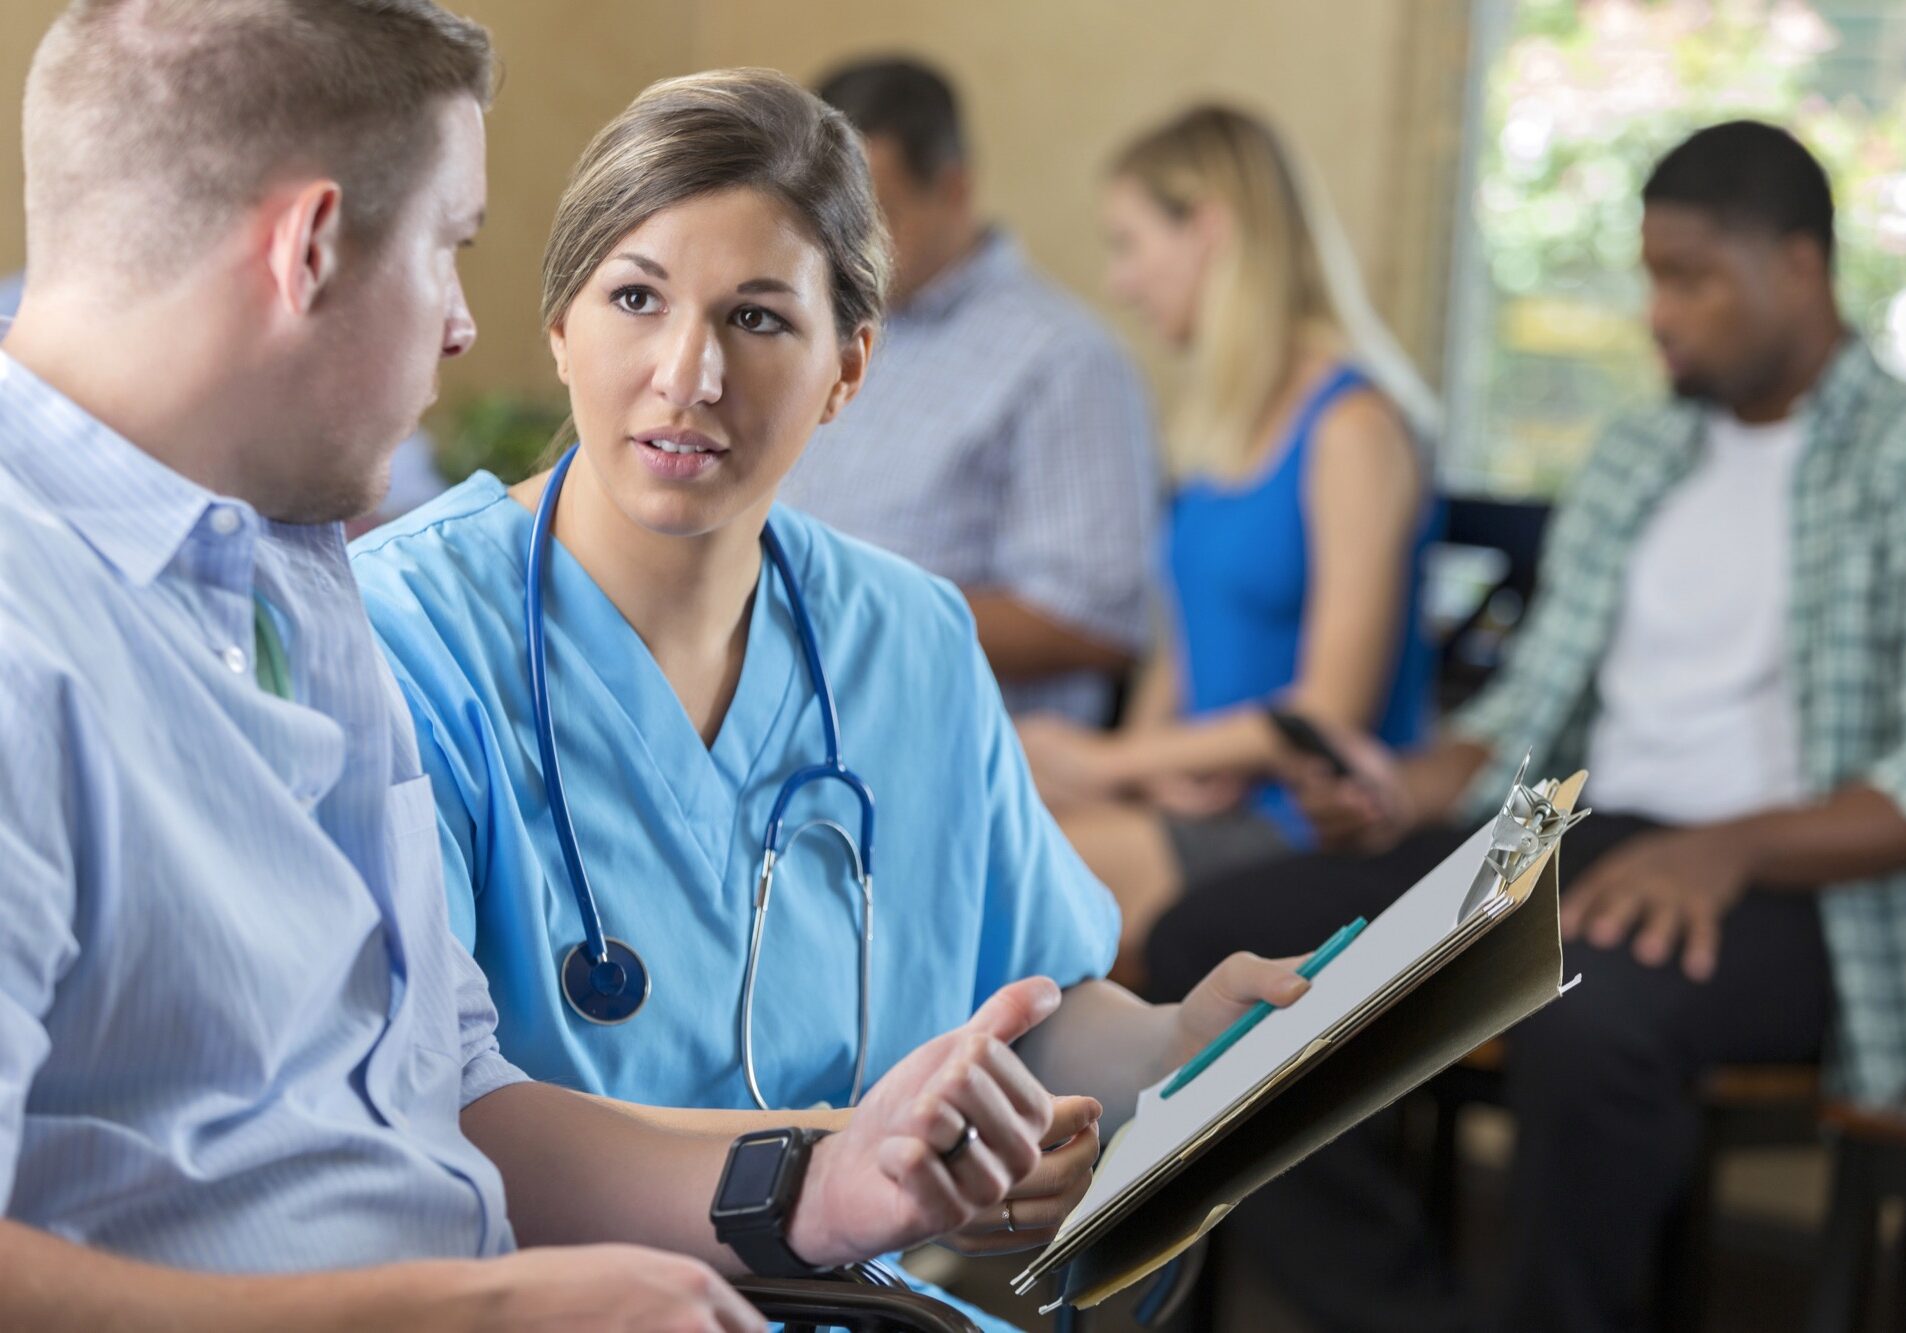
[1443,0,1906,496]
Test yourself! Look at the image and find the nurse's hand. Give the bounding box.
[939,1094,1100,1255]
[785,977,1081,1269]
[1165,952,1313,1074]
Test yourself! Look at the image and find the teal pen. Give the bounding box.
[1160,916,1369,1100]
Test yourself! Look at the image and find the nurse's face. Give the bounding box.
[550,186,873,539]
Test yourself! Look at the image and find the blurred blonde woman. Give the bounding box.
[1020,105,1441,981]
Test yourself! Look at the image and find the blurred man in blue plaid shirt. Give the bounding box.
[1151,121,1906,1333]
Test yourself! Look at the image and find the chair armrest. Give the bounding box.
[732,1276,983,1332]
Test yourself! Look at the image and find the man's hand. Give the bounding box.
[939,1095,1099,1256]
[1559,826,1753,982]
[1288,726,1411,852]
[1164,952,1313,1075]
[785,978,1088,1268]
[461,1244,765,1332]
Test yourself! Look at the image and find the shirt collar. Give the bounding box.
[1665,335,1879,466]
[895,227,1021,323]
[1804,335,1883,438]
[0,350,226,586]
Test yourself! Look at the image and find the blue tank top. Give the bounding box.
[1165,365,1439,845]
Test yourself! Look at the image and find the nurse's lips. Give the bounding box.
[631,428,728,480]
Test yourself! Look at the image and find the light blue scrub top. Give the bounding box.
[352,473,1120,1113]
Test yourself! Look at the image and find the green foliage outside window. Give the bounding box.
[1448,0,1906,495]
[435,393,569,488]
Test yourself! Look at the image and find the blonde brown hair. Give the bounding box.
[24,0,494,285]
[1112,106,1438,479]
[536,68,890,463]
[540,68,890,341]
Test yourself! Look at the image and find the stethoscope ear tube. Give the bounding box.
[740,820,874,1111]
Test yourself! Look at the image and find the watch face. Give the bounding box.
[713,1133,790,1217]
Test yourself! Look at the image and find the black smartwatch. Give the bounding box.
[710,1127,832,1278]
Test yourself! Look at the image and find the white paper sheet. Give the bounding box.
[1053,817,1501,1241]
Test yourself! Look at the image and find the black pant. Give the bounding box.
[1144,814,1834,1333]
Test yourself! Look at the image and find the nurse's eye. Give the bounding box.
[610,285,661,316]
[732,305,791,336]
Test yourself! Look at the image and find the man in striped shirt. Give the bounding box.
[0,4,1072,1328]
[783,58,1160,726]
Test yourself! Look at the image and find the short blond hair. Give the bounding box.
[23,0,494,285]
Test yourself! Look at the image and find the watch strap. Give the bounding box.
[712,1127,831,1278]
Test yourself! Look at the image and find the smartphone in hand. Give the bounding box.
[1265,709,1354,778]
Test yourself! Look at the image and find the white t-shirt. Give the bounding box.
[1584,411,1809,823]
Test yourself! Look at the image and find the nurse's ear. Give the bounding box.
[817,323,874,426]
[548,320,572,386]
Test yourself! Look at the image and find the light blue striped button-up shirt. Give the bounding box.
[780,230,1160,726]
[0,351,526,1270]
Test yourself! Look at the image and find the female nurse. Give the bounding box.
[352,68,1309,1309]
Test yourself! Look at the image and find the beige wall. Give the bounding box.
[0,1,1467,426]
[0,0,698,414]
[695,0,1469,393]
[0,3,51,293]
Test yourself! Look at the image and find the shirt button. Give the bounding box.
[222,645,247,674]
[208,506,242,537]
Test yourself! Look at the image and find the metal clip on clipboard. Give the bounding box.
[1456,754,1592,925]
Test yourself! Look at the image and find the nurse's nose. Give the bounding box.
[653,317,724,408]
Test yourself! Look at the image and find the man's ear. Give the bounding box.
[548,320,571,385]
[1777,230,1831,293]
[819,324,876,424]
[936,161,975,216]
[265,180,345,316]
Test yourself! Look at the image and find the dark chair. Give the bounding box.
[1430,495,1551,711]
[1413,1038,1820,1332]
[1807,1101,1906,1332]
[1052,1243,1213,1331]
[737,1269,982,1332]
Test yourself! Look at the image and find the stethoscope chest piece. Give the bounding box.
[561,937,650,1025]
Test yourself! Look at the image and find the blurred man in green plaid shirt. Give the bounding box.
[1147,121,1906,1333]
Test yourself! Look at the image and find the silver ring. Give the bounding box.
[939,1121,979,1166]
[1003,1201,1017,1233]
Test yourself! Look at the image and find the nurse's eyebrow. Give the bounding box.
[608,254,797,296]
[612,253,669,279]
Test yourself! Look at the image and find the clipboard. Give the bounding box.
[1013,767,1589,1310]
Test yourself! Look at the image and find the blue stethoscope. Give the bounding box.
[526,444,878,1110]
